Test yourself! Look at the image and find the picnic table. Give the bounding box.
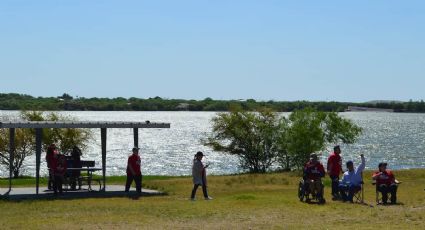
[66,167,103,191]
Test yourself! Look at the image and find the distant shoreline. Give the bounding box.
[1,93,424,113]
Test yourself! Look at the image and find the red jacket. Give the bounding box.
[46,149,58,168]
[373,170,395,186]
[53,154,67,176]
[127,154,141,176]
[304,160,325,180]
[327,152,342,176]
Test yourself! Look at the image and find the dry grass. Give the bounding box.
[1,169,425,229]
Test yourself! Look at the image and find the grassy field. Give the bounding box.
[1,170,425,229]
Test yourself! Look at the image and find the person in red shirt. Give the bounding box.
[46,144,58,190]
[53,153,67,195]
[303,153,325,203]
[327,145,343,199]
[372,162,398,204]
[125,147,142,194]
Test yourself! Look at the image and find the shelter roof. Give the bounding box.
[0,121,170,129]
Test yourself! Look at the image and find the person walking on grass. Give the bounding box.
[190,151,212,201]
[125,147,142,194]
[327,145,343,200]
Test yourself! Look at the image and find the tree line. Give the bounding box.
[1,93,425,112]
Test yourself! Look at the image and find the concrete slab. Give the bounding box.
[0,185,164,201]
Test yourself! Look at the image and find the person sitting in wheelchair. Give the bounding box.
[338,154,365,203]
[303,153,325,203]
[372,162,398,204]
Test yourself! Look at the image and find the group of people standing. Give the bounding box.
[44,144,398,204]
[45,144,82,195]
[304,145,398,204]
[45,144,143,196]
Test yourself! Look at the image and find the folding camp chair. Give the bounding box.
[373,179,401,205]
[353,181,364,203]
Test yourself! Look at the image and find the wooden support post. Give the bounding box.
[7,128,15,195]
[133,128,139,148]
[101,128,107,191]
[35,128,42,195]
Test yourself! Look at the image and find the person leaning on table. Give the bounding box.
[125,147,142,194]
[338,154,366,203]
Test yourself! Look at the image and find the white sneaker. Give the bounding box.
[205,196,213,200]
[190,198,196,201]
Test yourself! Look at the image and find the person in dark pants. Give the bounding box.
[46,144,58,190]
[339,154,365,203]
[190,151,212,201]
[53,154,67,195]
[70,146,82,190]
[125,147,142,194]
[327,145,343,200]
[372,162,398,204]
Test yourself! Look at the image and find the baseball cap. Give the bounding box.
[378,162,387,167]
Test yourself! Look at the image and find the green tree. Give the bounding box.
[0,128,34,178]
[0,111,92,177]
[203,109,281,173]
[281,108,362,169]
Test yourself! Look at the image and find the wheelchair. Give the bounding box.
[298,178,326,204]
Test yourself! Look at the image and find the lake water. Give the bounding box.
[0,111,424,177]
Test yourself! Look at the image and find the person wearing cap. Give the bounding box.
[190,151,212,200]
[125,147,142,194]
[372,162,398,204]
[327,145,343,199]
[338,154,366,202]
[303,153,326,203]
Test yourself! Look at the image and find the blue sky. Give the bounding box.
[0,0,424,102]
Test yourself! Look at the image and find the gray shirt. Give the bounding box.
[192,159,205,185]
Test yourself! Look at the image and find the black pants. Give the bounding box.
[125,174,142,193]
[330,175,339,197]
[70,176,82,190]
[53,175,64,194]
[378,184,397,204]
[191,184,208,199]
[48,170,54,190]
